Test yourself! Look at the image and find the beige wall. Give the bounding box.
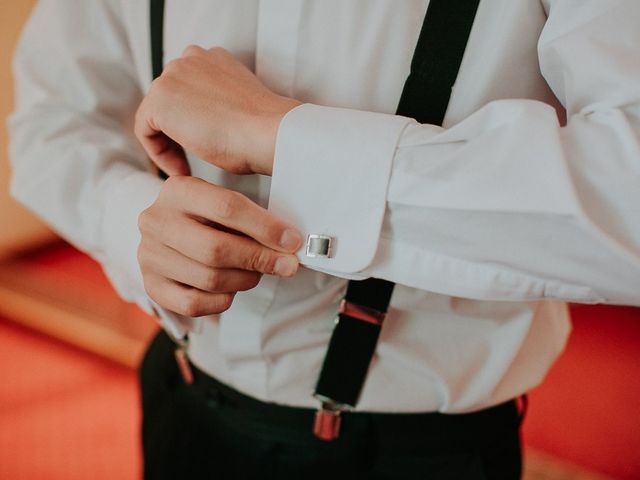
[0,0,58,259]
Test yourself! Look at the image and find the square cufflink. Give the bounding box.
[306,234,333,258]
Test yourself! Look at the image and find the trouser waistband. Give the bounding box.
[186,351,522,450]
[141,331,524,478]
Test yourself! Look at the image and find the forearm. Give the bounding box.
[8,0,160,308]
[375,101,640,303]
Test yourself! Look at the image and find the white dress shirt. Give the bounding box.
[9,0,640,413]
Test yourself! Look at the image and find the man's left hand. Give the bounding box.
[135,45,300,177]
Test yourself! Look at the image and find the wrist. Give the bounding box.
[252,96,301,176]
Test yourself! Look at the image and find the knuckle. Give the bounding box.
[149,75,166,94]
[203,237,225,266]
[204,269,221,291]
[161,58,181,75]
[215,198,234,219]
[250,248,274,273]
[207,46,226,56]
[245,273,262,290]
[136,242,148,267]
[152,74,180,98]
[163,175,179,191]
[260,222,282,247]
[133,121,143,142]
[133,104,147,135]
[137,240,160,273]
[182,44,203,57]
[163,174,189,195]
[142,276,159,301]
[138,205,170,240]
[213,192,236,219]
[178,289,202,317]
[137,207,156,234]
[137,209,149,233]
[163,174,180,190]
[215,293,235,313]
[134,103,143,123]
[141,276,152,297]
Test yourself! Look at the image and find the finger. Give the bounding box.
[147,132,191,177]
[143,273,235,317]
[134,95,191,176]
[158,214,299,276]
[167,176,303,253]
[143,240,262,292]
[181,44,207,58]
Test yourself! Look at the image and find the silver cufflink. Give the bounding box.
[306,234,333,258]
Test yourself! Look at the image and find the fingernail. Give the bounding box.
[280,228,303,251]
[274,256,298,277]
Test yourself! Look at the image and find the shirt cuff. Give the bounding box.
[268,103,412,274]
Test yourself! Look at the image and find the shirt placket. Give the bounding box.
[217,0,303,400]
[255,0,304,227]
[255,0,303,97]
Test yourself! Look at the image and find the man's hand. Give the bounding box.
[135,45,300,177]
[138,176,302,317]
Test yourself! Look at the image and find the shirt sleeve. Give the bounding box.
[268,0,640,305]
[8,0,189,331]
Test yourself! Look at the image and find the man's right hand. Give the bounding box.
[137,175,302,317]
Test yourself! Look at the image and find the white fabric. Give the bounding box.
[9,0,640,412]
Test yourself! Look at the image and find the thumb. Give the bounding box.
[149,134,191,177]
[134,95,191,177]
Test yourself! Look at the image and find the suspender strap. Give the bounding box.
[150,0,169,180]
[150,0,165,81]
[313,0,480,441]
[397,0,481,125]
[312,277,393,412]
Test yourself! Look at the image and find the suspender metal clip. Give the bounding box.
[313,398,349,441]
[174,343,194,385]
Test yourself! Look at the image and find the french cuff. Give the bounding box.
[269,103,412,274]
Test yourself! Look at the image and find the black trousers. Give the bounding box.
[140,331,523,479]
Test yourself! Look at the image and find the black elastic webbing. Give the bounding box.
[314,0,480,409]
[150,0,169,180]
[150,0,165,81]
[397,0,481,125]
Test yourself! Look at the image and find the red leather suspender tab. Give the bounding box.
[312,0,481,441]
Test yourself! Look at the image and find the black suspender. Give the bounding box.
[150,0,168,180]
[397,0,482,126]
[149,0,480,441]
[312,0,480,440]
[150,0,165,82]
